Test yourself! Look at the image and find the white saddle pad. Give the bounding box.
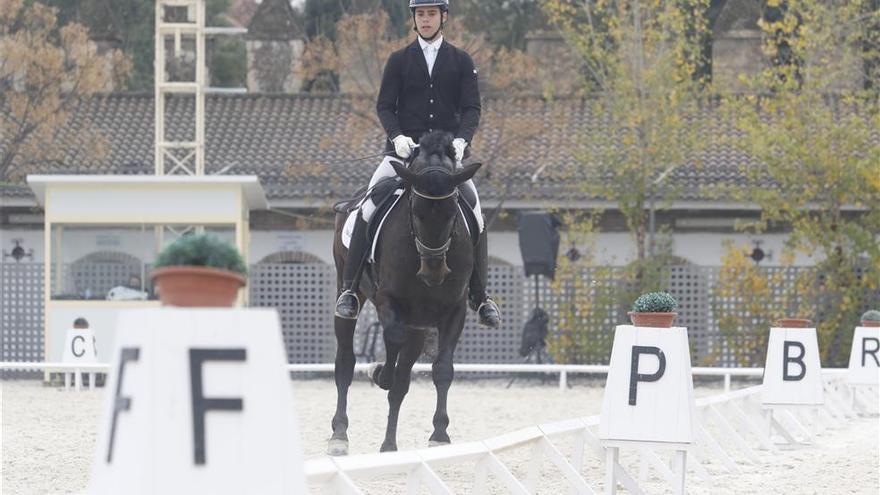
[342,190,404,263]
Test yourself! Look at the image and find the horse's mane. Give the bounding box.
[417,131,455,168]
[410,132,457,197]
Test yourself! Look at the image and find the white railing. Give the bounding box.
[303,373,869,495]
[0,362,851,392]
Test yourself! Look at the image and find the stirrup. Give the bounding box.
[334,290,360,320]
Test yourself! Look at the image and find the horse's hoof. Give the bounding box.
[368,363,383,386]
[369,363,392,390]
[379,442,397,453]
[428,440,451,448]
[327,438,349,456]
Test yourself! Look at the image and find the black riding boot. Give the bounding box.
[335,216,370,319]
[468,227,501,329]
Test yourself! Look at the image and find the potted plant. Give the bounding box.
[628,292,678,328]
[150,234,247,307]
[861,310,880,328]
[775,317,813,328]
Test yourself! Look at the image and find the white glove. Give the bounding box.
[452,138,468,162]
[392,135,417,159]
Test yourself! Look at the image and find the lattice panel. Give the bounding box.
[706,266,817,367]
[3,262,876,369]
[249,263,337,364]
[1,263,44,376]
[455,265,526,363]
[668,265,711,362]
[544,267,625,365]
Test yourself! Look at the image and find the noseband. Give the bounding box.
[408,165,459,260]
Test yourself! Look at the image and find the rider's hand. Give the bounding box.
[392,135,417,159]
[452,138,468,162]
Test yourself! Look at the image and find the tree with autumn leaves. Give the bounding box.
[541,0,878,365]
[0,0,129,185]
[542,0,710,283]
[719,0,880,366]
[539,0,711,362]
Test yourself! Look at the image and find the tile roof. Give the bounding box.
[1,92,778,204]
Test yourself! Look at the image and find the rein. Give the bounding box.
[412,188,457,200]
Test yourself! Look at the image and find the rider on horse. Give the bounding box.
[334,0,501,329]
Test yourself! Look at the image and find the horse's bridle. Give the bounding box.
[407,165,460,261]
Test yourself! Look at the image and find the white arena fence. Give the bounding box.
[0,362,816,392]
[0,362,874,494]
[301,370,870,495]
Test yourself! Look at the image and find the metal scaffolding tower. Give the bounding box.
[154,0,246,176]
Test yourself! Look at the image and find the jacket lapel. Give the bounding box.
[431,41,451,81]
[409,41,430,79]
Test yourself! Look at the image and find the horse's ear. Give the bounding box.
[389,159,416,184]
[451,162,482,186]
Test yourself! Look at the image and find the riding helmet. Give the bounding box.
[409,0,449,11]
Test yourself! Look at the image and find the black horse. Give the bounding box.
[328,131,481,455]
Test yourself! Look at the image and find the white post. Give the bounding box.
[672,450,686,495]
[638,449,649,483]
[559,370,568,391]
[605,447,618,495]
[763,408,773,438]
[724,374,731,393]
[526,441,542,492]
[473,457,489,494]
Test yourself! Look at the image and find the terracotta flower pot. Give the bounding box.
[861,320,880,328]
[775,318,812,328]
[628,312,677,328]
[151,266,246,307]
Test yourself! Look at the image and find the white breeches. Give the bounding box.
[360,155,484,232]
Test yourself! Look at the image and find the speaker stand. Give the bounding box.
[506,345,552,388]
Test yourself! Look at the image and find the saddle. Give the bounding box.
[339,177,480,257]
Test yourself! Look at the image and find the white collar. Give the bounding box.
[418,35,443,51]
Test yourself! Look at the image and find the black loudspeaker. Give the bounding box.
[517,211,561,280]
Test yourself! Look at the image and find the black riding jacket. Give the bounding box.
[376,39,481,149]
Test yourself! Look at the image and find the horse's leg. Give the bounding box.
[328,314,358,456]
[429,304,467,446]
[329,226,360,457]
[380,328,426,452]
[372,300,405,390]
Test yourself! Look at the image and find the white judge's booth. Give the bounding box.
[27,175,268,367]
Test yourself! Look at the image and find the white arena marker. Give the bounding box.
[62,327,98,364]
[599,325,696,443]
[89,308,307,494]
[599,325,695,495]
[847,326,880,385]
[62,325,99,390]
[761,326,824,406]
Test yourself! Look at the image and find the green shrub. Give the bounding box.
[632,292,677,313]
[154,234,247,275]
[862,310,880,322]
